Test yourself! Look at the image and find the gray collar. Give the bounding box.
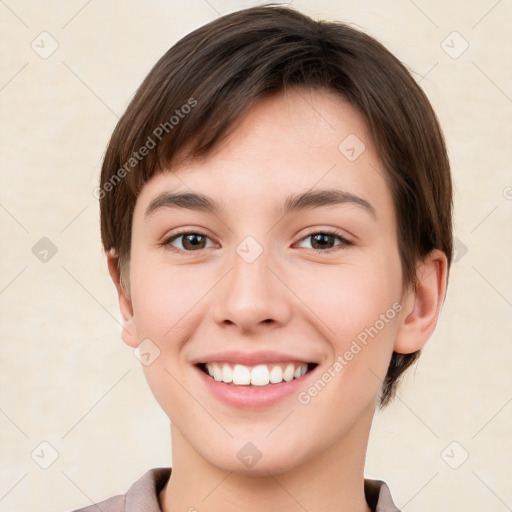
[73,467,400,512]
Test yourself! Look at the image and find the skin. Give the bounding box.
[108,87,448,512]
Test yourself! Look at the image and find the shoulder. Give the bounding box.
[70,494,125,512]
[364,478,400,512]
[68,467,171,512]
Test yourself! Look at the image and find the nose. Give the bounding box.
[212,250,292,334]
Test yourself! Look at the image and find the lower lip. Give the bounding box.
[195,366,317,409]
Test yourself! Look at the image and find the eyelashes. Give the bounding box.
[295,230,352,253]
[160,229,353,256]
[161,232,217,253]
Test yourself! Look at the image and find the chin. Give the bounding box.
[202,443,311,477]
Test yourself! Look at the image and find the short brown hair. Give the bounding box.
[99,5,453,407]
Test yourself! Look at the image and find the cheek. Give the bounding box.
[130,259,211,339]
[294,254,402,339]
[294,257,402,398]
[129,261,209,422]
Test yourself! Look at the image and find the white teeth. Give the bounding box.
[211,364,222,381]
[283,364,295,382]
[204,362,309,386]
[232,364,251,385]
[250,365,270,386]
[269,366,283,383]
[221,364,233,384]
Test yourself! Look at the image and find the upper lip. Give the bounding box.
[191,350,317,366]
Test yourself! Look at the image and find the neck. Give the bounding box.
[160,405,374,512]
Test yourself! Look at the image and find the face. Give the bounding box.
[121,87,410,475]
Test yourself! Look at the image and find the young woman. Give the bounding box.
[77,5,452,511]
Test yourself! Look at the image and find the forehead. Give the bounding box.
[134,87,394,226]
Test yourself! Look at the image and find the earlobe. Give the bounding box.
[394,249,448,354]
[106,250,138,348]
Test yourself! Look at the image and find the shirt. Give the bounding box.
[71,467,400,512]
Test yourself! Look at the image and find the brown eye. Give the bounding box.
[296,231,352,253]
[164,232,216,252]
[310,233,337,250]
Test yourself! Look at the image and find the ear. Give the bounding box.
[394,249,448,354]
[107,250,138,348]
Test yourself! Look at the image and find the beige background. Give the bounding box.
[1,1,511,511]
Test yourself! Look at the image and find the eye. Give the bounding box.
[160,229,351,255]
[295,230,352,253]
[161,231,217,253]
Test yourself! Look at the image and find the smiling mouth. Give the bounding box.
[196,362,318,387]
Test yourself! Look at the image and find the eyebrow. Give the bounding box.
[144,189,376,219]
